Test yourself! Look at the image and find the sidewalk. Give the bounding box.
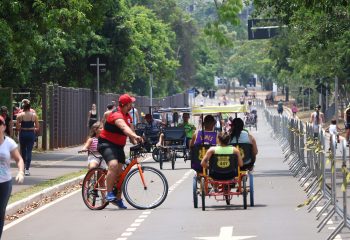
[10,145,86,194]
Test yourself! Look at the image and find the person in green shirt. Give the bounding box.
[178,113,196,148]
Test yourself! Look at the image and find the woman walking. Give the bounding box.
[87,104,98,129]
[16,102,40,176]
[0,116,25,238]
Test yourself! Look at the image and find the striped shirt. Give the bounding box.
[89,137,98,152]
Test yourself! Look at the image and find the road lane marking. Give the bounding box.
[115,169,193,240]
[194,226,256,240]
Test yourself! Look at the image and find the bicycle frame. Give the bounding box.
[81,149,147,193]
[115,155,146,191]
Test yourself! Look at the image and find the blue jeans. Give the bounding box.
[0,180,12,239]
[19,130,35,170]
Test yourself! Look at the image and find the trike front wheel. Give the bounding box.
[123,166,169,209]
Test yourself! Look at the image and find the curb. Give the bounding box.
[6,175,85,216]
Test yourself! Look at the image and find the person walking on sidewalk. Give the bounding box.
[98,94,143,209]
[87,103,98,129]
[310,105,324,140]
[291,102,298,118]
[16,102,40,176]
[0,116,25,239]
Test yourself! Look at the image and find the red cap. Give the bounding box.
[118,94,136,105]
[0,116,4,125]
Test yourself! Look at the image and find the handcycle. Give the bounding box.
[135,122,162,162]
[151,107,192,164]
[80,144,169,210]
[190,105,255,210]
[244,111,257,131]
[157,126,187,170]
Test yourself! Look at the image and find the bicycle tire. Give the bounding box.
[171,151,175,170]
[82,168,109,210]
[159,150,163,169]
[123,166,168,209]
[193,176,198,208]
[242,176,247,209]
[201,177,206,211]
[249,173,254,206]
[152,147,160,162]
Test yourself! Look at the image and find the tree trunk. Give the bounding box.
[285,86,289,102]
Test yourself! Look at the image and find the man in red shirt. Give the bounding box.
[98,94,143,209]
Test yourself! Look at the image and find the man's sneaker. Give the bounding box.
[105,192,117,202]
[111,199,127,209]
[24,170,30,176]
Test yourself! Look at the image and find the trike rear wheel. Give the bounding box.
[152,148,160,162]
[242,176,248,209]
[193,176,198,208]
[171,151,176,170]
[201,177,206,211]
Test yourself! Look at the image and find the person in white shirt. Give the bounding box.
[129,104,140,127]
[310,105,324,139]
[0,116,24,238]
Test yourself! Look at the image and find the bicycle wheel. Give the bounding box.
[159,150,163,169]
[242,175,247,209]
[249,173,254,207]
[123,166,168,209]
[152,147,160,162]
[201,177,206,211]
[82,168,108,210]
[171,151,176,170]
[193,176,198,208]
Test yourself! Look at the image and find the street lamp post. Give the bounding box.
[150,72,153,114]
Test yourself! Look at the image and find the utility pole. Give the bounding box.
[334,76,339,124]
[150,72,153,114]
[89,57,106,120]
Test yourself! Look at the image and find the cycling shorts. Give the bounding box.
[98,138,126,164]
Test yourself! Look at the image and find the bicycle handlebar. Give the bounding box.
[78,149,102,159]
[130,143,147,157]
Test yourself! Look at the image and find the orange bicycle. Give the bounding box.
[81,144,169,210]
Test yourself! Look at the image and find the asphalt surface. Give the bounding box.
[3,105,339,240]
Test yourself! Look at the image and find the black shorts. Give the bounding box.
[98,138,126,164]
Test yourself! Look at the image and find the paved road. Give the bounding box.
[4,108,336,240]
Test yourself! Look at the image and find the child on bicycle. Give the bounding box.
[81,122,106,169]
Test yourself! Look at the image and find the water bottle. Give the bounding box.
[123,157,131,170]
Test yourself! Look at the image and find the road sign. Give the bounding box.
[87,54,108,75]
[191,87,200,98]
[202,90,209,98]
